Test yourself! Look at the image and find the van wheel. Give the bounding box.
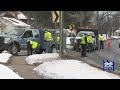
[9,44,18,55]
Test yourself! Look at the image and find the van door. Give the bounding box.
[20,30,34,49]
[33,30,41,48]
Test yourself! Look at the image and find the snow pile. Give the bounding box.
[0,64,23,79]
[25,53,60,65]
[34,60,120,79]
[111,36,120,39]
[0,51,12,63]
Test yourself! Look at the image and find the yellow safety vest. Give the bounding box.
[81,35,86,44]
[87,36,93,43]
[44,31,53,41]
[30,40,38,49]
[57,35,60,44]
[99,35,104,41]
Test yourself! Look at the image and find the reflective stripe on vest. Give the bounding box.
[81,35,86,44]
[30,40,38,49]
[99,35,104,41]
[87,36,93,43]
[57,36,60,44]
[44,31,53,41]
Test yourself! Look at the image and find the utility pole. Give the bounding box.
[59,11,63,56]
[55,23,58,53]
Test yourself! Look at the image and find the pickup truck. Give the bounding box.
[0,29,59,55]
[73,29,99,51]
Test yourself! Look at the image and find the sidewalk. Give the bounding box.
[7,56,43,79]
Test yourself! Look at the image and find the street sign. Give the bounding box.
[69,24,75,31]
[52,11,60,23]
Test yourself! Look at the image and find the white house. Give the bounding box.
[0,11,28,23]
[0,17,31,34]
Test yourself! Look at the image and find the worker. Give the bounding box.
[44,29,53,53]
[27,39,38,56]
[99,34,104,49]
[81,34,87,57]
[87,34,93,52]
[57,33,60,50]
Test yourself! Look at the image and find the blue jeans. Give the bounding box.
[45,41,51,53]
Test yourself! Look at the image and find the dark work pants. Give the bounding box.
[57,44,60,50]
[87,43,93,52]
[81,44,87,57]
[27,41,33,56]
[100,41,104,49]
[45,41,51,53]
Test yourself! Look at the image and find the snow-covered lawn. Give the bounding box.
[25,53,60,65]
[34,60,120,79]
[0,51,12,63]
[0,64,23,79]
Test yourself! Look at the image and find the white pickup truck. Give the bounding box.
[73,31,96,51]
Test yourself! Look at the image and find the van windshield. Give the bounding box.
[7,29,25,36]
[77,31,94,37]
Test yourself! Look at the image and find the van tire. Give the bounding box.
[8,44,19,55]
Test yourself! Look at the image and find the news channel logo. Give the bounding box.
[103,59,114,72]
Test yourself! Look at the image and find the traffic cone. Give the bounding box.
[108,37,110,49]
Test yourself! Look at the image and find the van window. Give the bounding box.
[7,29,25,36]
[34,30,39,38]
[23,30,33,38]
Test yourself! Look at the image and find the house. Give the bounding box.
[1,11,28,23]
[0,16,31,34]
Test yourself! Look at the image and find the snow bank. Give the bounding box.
[111,36,120,39]
[34,60,120,79]
[25,53,60,65]
[0,64,23,79]
[0,51,12,63]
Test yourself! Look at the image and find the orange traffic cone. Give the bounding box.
[108,37,110,49]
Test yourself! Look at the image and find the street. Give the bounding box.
[65,39,120,76]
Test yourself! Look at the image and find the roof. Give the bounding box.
[17,12,27,19]
[0,11,27,20]
[1,17,30,27]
